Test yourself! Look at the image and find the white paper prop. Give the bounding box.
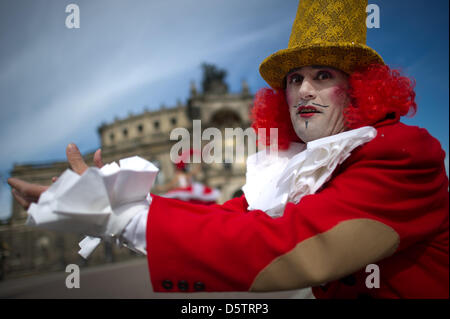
[243,126,377,217]
[27,156,159,258]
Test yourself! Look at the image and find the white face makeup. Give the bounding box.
[285,66,350,143]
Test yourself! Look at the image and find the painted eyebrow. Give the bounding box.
[284,66,336,87]
[287,66,335,77]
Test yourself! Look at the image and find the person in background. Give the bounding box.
[153,150,220,205]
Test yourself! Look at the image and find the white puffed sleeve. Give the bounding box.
[120,194,151,255]
[27,156,159,259]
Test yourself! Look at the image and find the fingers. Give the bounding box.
[66,143,88,175]
[93,149,104,168]
[11,188,31,209]
[8,178,49,210]
[9,144,99,211]
[7,178,48,198]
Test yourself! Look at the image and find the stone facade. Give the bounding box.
[0,66,254,280]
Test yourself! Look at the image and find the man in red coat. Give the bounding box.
[144,0,449,298]
[8,0,449,298]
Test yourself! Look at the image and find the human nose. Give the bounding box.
[298,78,316,100]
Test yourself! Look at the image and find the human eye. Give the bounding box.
[316,70,332,80]
[288,73,303,84]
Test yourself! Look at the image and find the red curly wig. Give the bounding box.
[251,64,417,150]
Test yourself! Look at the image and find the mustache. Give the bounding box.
[295,102,329,108]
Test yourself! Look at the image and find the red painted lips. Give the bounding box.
[297,106,322,118]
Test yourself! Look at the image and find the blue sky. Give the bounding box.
[0,0,448,220]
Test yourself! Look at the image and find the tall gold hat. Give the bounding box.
[259,0,384,89]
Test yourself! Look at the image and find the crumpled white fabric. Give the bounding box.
[243,126,377,217]
[27,156,159,259]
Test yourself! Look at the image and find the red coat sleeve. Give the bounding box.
[146,123,449,295]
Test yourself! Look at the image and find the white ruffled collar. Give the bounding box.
[242,126,377,218]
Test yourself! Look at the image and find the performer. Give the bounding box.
[8,0,449,298]
[153,150,220,205]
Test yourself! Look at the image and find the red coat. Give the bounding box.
[146,121,449,298]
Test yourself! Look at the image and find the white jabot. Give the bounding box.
[243,126,377,217]
[27,156,159,259]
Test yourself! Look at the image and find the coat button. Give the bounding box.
[319,284,329,292]
[178,280,189,291]
[162,280,173,290]
[340,274,356,286]
[194,281,205,291]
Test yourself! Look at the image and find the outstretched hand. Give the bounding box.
[8,143,104,209]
